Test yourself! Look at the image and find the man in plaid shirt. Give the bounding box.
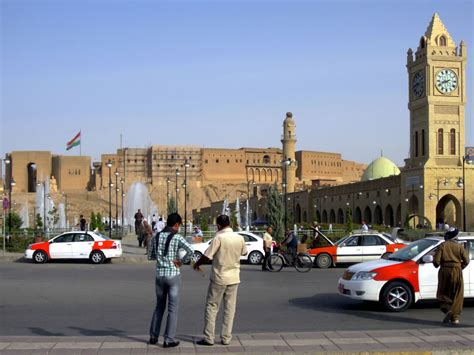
[147,213,193,348]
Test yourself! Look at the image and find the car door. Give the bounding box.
[239,234,255,260]
[71,233,95,259]
[464,240,473,297]
[336,236,362,263]
[418,245,439,299]
[361,235,387,261]
[49,234,74,258]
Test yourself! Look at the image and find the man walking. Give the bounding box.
[193,215,247,346]
[79,215,87,231]
[262,226,273,271]
[433,228,469,325]
[134,209,144,235]
[147,213,194,348]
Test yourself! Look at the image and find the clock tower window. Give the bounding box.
[421,129,426,156]
[450,129,456,155]
[439,35,447,46]
[415,131,419,157]
[437,129,444,155]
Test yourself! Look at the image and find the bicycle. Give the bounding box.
[266,246,313,273]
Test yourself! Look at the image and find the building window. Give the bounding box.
[227,159,230,163]
[450,129,456,155]
[422,129,426,156]
[439,35,447,46]
[438,129,444,155]
[263,155,270,164]
[205,160,208,164]
[415,131,419,157]
[216,159,219,163]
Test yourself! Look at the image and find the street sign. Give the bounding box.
[2,198,9,211]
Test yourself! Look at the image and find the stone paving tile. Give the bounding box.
[0,343,10,350]
[100,342,147,349]
[130,350,147,355]
[225,346,245,353]
[320,344,341,351]
[242,345,278,352]
[7,343,56,350]
[334,331,372,338]
[376,336,427,343]
[235,334,251,341]
[30,350,50,355]
[97,349,131,355]
[48,349,83,355]
[177,348,200,354]
[80,350,99,355]
[285,338,332,346]
[290,344,325,352]
[194,347,227,353]
[330,337,378,345]
[250,333,283,340]
[418,335,466,342]
[459,334,474,341]
[239,339,286,347]
[293,332,327,339]
[0,350,32,355]
[53,342,102,349]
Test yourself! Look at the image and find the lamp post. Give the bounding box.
[457,154,472,231]
[175,168,180,213]
[62,192,68,230]
[183,160,190,237]
[120,178,125,228]
[114,170,119,232]
[282,158,292,230]
[106,160,113,238]
[166,177,171,215]
[7,177,15,236]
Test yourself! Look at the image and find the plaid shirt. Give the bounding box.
[147,231,194,277]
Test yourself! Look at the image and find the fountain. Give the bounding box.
[125,182,158,225]
[35,179,53,230]
[20,202,29,228]
[235,198,241,227]
[58,203,66,229]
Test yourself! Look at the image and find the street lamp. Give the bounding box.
[106,160,113,238]
[7,177,15,236]
[62,192,68,230]
[457,154,472,231]
[282,158,293,230]
[37,181,47,236]
[120,178,125,228]
[175,168,180,213]
[183,160,190,237]
[114,170,119,232]
[166,177,171,215]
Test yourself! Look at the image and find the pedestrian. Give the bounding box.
[134,209,144,235]
[193,215,247,346]
[79,215,87,231]
[147,213,194,348]
[262,226,273,271]
[443,221,450,231]
[328,223,333,233]
[281,228,297,265]
[433,228,469,325]
[151,214,158,231]
[143,220,153,253]
[156,217,165,233]
[137,221,146,248]
[361,220,369,232]
[193,226,204,242]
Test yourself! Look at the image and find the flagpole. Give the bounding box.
[80,129,82,156]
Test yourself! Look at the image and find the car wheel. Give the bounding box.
[33,250,48,264]
[381,281,413,312]
[191,251,202,263]
[90,250,105,264]
[316,253,332,268]
[248,251,263,265]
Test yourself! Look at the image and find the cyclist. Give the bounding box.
[281,228,297,265]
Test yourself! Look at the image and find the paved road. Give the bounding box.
[1,261,473,337]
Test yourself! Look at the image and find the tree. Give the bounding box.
[231,209,238,230]
[90,212,97,230]
[96,212,105,232]
[168,196,176,215]
[266,183,284,242]
[35,213,43,231]
[6,211,23,230]
[345,207,353,233]
[200,213,209,232]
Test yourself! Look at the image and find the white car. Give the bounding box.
[338,235,474,312]
[191,232,265,265]
[25,231,122,264]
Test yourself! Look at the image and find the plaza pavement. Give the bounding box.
[0,327,474,354]
[2,236,474,354]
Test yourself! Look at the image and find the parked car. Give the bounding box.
[308,231,407,268]
[337,235,474,312]
[191,232,265,265]
[25,231,122,264]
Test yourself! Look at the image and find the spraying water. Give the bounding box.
[20,202,29,228]
[58,203,66,229]
[125,182,158,225]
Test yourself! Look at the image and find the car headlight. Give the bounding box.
[352,272,377,281]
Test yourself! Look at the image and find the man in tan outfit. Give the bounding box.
[193,214,247,346]
[433,228,470,325]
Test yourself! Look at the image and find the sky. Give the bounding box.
[1,0,473,166]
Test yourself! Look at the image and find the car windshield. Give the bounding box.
[334,236,350,246]
[382,233,397,242]
[388,238,439,261]
[95,233,110,240]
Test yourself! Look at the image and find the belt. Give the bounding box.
[441,262,461,268]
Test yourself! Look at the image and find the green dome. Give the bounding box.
[361,157,401,181]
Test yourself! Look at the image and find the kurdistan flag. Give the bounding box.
[66,131,81,151]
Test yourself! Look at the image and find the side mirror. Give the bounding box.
[422,255,433,263]
[339,243,345,248]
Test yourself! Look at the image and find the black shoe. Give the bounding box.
[148,336,158,345]
[196,339,214,346]
[163,341,180,348]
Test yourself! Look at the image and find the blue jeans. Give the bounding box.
[149,275,181,343]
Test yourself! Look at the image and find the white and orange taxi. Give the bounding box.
[25,231,122,264]
[308,232,407,269]
[338,235,474,312]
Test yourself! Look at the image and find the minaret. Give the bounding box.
[281,112,297,193]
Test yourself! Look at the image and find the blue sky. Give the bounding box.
[1,0,473,165]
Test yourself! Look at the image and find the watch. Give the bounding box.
[412,71,424,97]
[436,69,458,94]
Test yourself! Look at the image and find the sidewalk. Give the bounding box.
[1,327,473,354]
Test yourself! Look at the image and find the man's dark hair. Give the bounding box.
[167,213,182,227]
[216,215,230,228]
[80,215,83,218]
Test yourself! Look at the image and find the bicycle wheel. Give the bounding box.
[295,254,312,273]
[268,254,284,272]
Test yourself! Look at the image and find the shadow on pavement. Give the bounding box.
[68,326,145,342]
[289,293,474,328]
[28,327,65,336]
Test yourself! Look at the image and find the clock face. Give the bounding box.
[436,69,458,94]
[412,71,424,97]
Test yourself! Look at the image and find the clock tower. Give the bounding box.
[403,13,472,229]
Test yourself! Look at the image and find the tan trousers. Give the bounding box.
[203,281,239,344]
